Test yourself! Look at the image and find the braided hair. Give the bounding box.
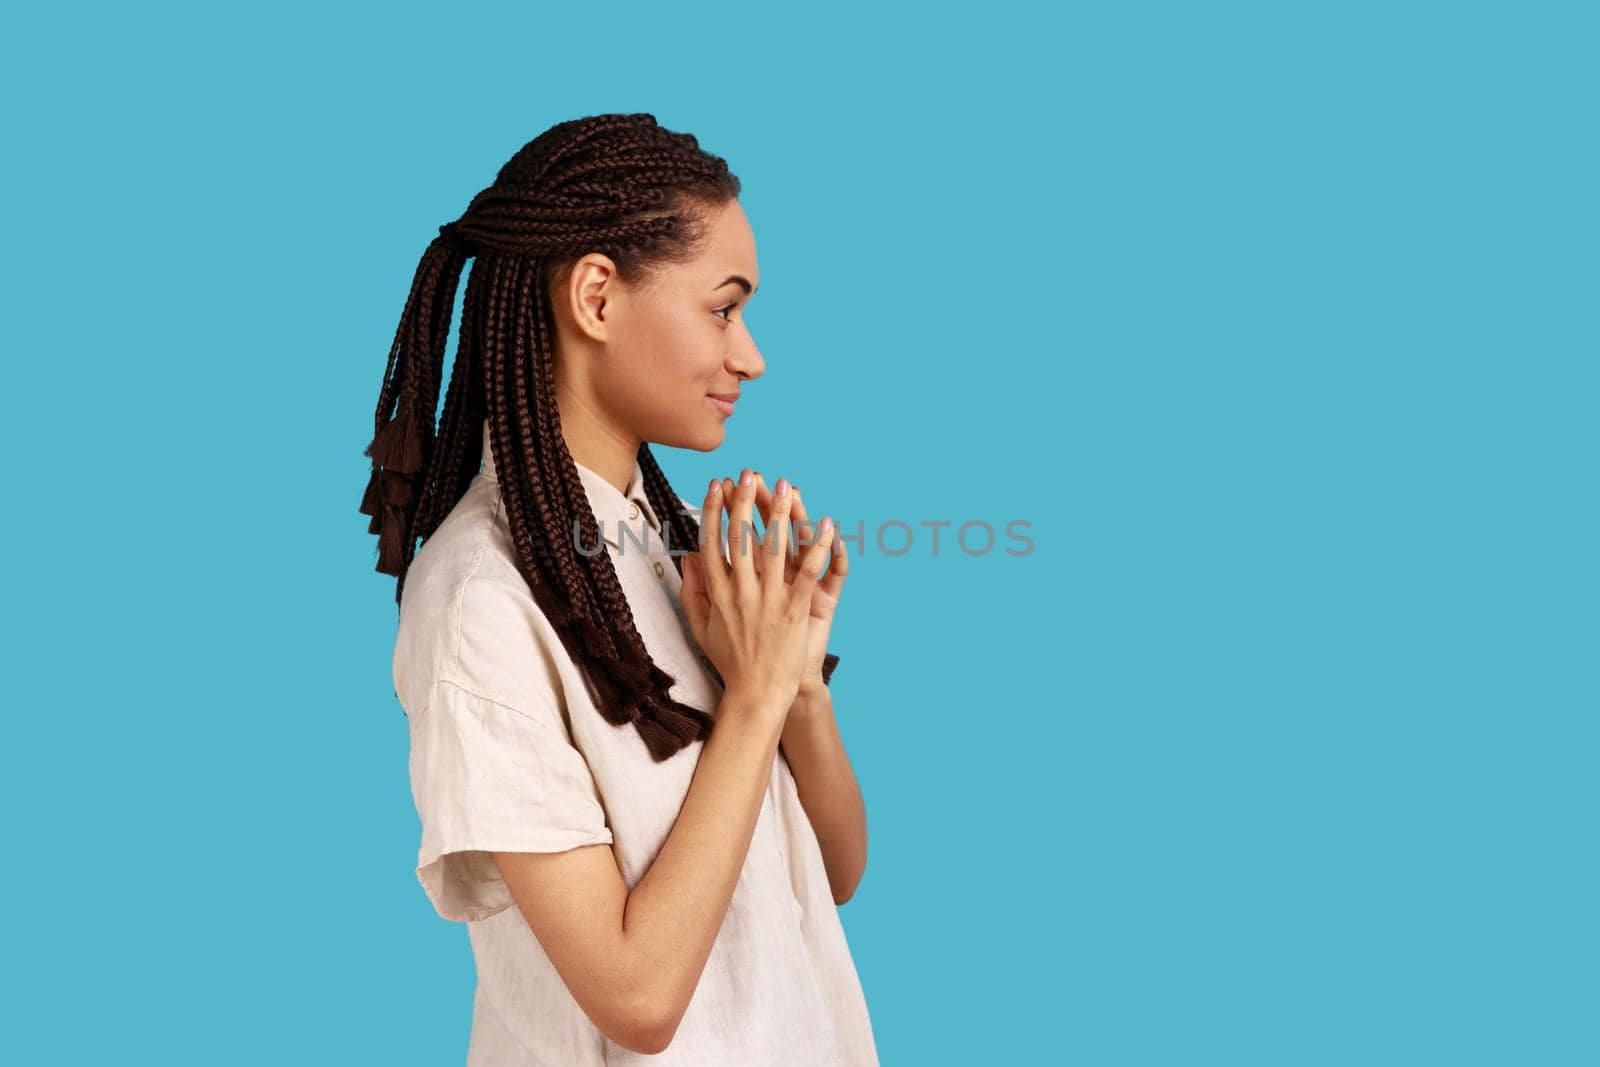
[359,113,837,762]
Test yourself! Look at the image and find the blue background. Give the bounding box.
[6,2,1594,1063]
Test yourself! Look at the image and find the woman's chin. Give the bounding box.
[653,420,726,453]
[696,423,729,451]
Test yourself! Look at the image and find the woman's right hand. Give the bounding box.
[679,468,836,715]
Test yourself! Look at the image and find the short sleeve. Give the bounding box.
[407,675,614,923]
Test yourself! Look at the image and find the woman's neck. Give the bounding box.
[556,389,640,495]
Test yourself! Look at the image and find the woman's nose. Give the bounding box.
[729,334,765,380]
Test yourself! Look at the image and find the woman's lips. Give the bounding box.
[708,396,736,417]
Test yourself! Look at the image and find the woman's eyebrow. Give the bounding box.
[713,274,757,296]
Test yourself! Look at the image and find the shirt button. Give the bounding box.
[653,560,665,578]
[628,503,640,520]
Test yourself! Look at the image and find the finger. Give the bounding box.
[721,475,757,576]
[749,472,777,576]
[679,552,710,647]
[819,515,848,600]
[750,472,797,576]
[725,468,759,588]
[756,472,806,559]
[726,473,774,579]
[751,471,776,531]
[790,516,836,613]
[763,477,794,595]
[695,477,730,603]
[786,487,812,582]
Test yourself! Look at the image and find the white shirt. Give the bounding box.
[393,419,879,1065]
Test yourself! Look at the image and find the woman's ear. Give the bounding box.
[561,252,621,342]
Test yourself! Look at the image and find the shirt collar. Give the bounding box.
[478,419,661,548]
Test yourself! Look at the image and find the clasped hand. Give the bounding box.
[678,469,850,705]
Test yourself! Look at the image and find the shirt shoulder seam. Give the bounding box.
[425,674,567,735]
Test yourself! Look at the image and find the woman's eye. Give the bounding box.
[714,303,737,322]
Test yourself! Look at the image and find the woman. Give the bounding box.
[360,113,879,1065]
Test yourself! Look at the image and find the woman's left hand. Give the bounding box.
[720,473,848,698]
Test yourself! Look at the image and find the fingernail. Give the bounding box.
[708,477,720,494]
[775,478,789,497]
[739,469,752,486]
[821,516,832,531]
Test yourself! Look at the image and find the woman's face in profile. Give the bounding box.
[555,197,767,453]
